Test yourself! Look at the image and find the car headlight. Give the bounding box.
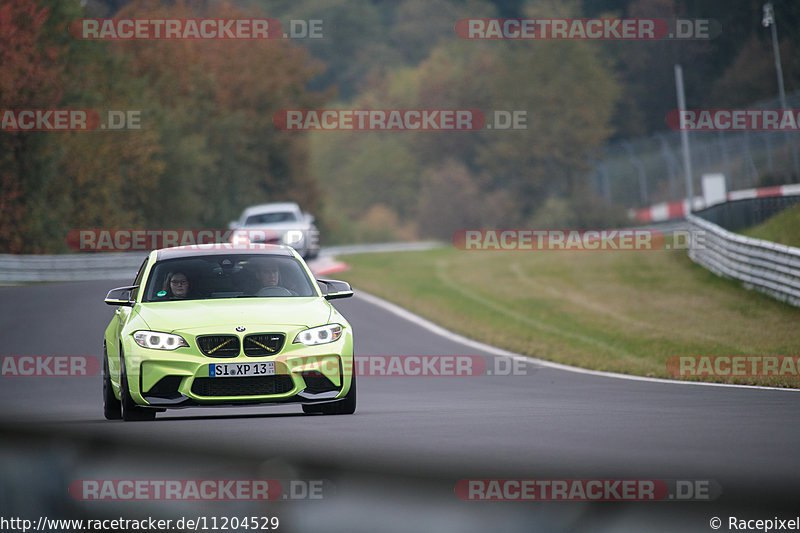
[133,331,189,350]
[293,324,343,346]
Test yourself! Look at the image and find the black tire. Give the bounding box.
[103,346,121,420]
[120,352,156,422]
[303,372,356,415]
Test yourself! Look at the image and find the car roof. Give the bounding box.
[154,244,296,261]
[241,202,300,217]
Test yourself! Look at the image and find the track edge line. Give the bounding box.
[354,290,798,393]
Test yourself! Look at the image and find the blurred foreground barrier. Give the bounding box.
[0,421,792,533]
[687,197,800,307]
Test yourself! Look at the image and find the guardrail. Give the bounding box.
[687,212,800,308]
[692,194,800,232]
[0,252,147,284]
[0,242,443,285]
[319,241,441,257]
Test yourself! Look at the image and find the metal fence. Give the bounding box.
[687,197,800,307]
[591,91,800,208]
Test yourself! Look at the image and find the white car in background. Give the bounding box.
[229,202,320,259]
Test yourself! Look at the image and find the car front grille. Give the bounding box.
[244,333,285,356]
[191,375,295,397]
[197,335,240,357]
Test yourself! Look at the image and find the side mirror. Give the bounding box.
[317,279,353,300]
[105,285,138,306]
[303,213,315,225]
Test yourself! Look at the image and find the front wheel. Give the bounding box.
[120,352,156,422]
[103,346,121,420]
[303,372,356,415]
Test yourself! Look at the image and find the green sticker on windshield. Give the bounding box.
[157,290,167,297]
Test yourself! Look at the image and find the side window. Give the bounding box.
[129,257,149,301]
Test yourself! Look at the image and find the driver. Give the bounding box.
[255,261,280,288]
[250,259,297,296]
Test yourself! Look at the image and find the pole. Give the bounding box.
[675,64,694,213]
[763,2,799,177]
[763,3,787,110]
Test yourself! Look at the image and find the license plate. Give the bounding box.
[209,361,275,378]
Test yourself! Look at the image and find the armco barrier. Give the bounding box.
[0,242,441,285]
[686,211,800,308]
[0,253,147,284]
[690,195,800,232]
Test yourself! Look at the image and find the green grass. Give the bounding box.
[335,246,800,387]
[740,204,800,248]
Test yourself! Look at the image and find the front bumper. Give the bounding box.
[123,335,353,409]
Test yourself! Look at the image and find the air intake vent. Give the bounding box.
[145,375,183,399]
[191,375,295,397]
[301,372,338,394]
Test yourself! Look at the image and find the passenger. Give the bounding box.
[164,271,191,299]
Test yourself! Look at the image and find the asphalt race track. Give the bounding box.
[1,279,799,532]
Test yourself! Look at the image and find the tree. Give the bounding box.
[0,0,64,252]
[114,0,326,228]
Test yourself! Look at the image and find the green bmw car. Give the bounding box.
[102,244,355,421]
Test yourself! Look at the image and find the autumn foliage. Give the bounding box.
[0,0,323,252]
[0,0,64,252]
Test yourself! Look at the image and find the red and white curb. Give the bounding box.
[633,183,800,223]
[309,256,350,277]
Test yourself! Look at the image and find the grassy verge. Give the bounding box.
[740,204,800,248]
[335,246,800,387]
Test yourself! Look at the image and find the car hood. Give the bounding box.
[136,298,331,331]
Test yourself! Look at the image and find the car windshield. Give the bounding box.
[142,254,317,302]
[244,212,297,225]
